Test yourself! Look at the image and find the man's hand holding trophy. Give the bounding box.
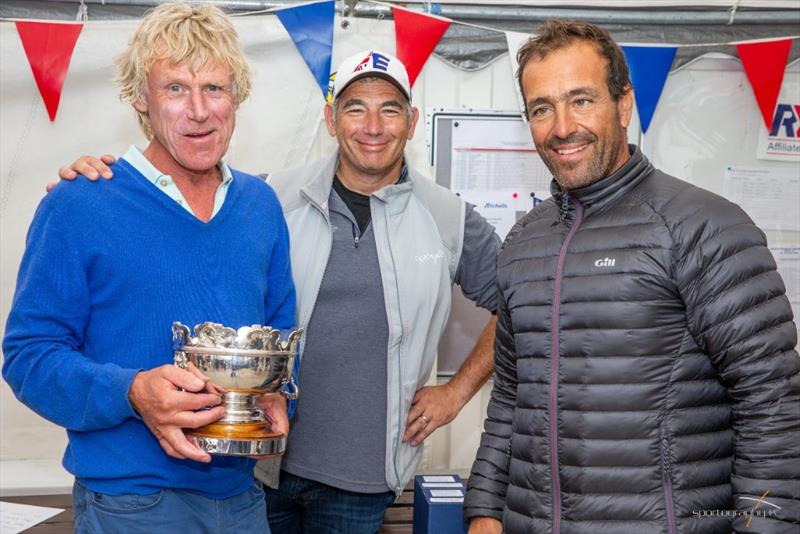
[172,322,302,458]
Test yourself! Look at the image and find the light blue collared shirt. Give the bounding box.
[121,145,233,219]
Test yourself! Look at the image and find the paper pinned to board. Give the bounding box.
[722,165,800,231]
[449,118,552,193]
[457,189,544,240]
[757,101,800,161]
[0,501,64,534]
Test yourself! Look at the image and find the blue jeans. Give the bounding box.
[72,479,268,534]
[265,471,395,534]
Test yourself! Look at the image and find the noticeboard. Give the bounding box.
[427,109,552,375]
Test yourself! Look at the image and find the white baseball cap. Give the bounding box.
[329,50,411,102]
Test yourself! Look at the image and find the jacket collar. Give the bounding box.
[301,151,414,215]
[551,144,654,220]
[371,164,413,215]
[300,152,339,211]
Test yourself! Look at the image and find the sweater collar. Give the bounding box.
[551,144,653,219]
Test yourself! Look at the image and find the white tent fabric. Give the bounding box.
[1,11,798,493]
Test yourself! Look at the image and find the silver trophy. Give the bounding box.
[172,321,302,457]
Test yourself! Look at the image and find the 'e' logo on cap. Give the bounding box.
[371,52,389,71]
[353,51,390,73]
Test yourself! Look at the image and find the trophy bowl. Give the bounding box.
[172,322,302,457]
[178,348,292,392]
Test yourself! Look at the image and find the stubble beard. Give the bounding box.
[540,130,626,192]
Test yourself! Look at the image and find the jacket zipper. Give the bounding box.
[550,195,583,534]
[382,206,405,493]
[661,437,677,534]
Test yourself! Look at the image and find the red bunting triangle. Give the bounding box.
[736,39,792,131]
[392,8,450,87]
[15,21,83,122]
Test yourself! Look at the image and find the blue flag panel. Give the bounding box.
[623,46,677,133]
[276,1,335,99]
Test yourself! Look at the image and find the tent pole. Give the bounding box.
[38,0,800,25]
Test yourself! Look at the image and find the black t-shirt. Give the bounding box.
[332,175,372,235]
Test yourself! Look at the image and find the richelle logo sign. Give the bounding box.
[758,102,800,161]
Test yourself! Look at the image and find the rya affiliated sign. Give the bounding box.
[757,102,800,161]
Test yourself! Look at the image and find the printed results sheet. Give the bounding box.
[448,117,553,239]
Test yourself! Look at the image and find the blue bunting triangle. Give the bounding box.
[276,0,335,99]
[622,46,677,133]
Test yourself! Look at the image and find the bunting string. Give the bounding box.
[2,1,797,130]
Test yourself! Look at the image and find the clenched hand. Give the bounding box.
[402,383,466,447]
[128,364,225,463]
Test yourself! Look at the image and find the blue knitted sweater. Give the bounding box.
[2,158,295,498]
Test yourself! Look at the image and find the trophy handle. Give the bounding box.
[280,376,299,400]
[174,351,188,369]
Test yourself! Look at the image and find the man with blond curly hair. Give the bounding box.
[2,4,294,532]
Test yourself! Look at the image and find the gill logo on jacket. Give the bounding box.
[594,257,616,267]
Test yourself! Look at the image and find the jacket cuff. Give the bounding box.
[464,506,504,523]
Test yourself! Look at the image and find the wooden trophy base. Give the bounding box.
[188,422,286,457]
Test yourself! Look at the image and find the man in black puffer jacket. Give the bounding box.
[464,20,799,534]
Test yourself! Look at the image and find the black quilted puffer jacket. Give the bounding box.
[464,147,799,534]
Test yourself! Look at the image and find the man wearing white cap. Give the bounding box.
[58,50,500,533]
[258,50,500,532]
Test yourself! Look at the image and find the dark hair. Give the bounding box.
[516,20,631,114]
